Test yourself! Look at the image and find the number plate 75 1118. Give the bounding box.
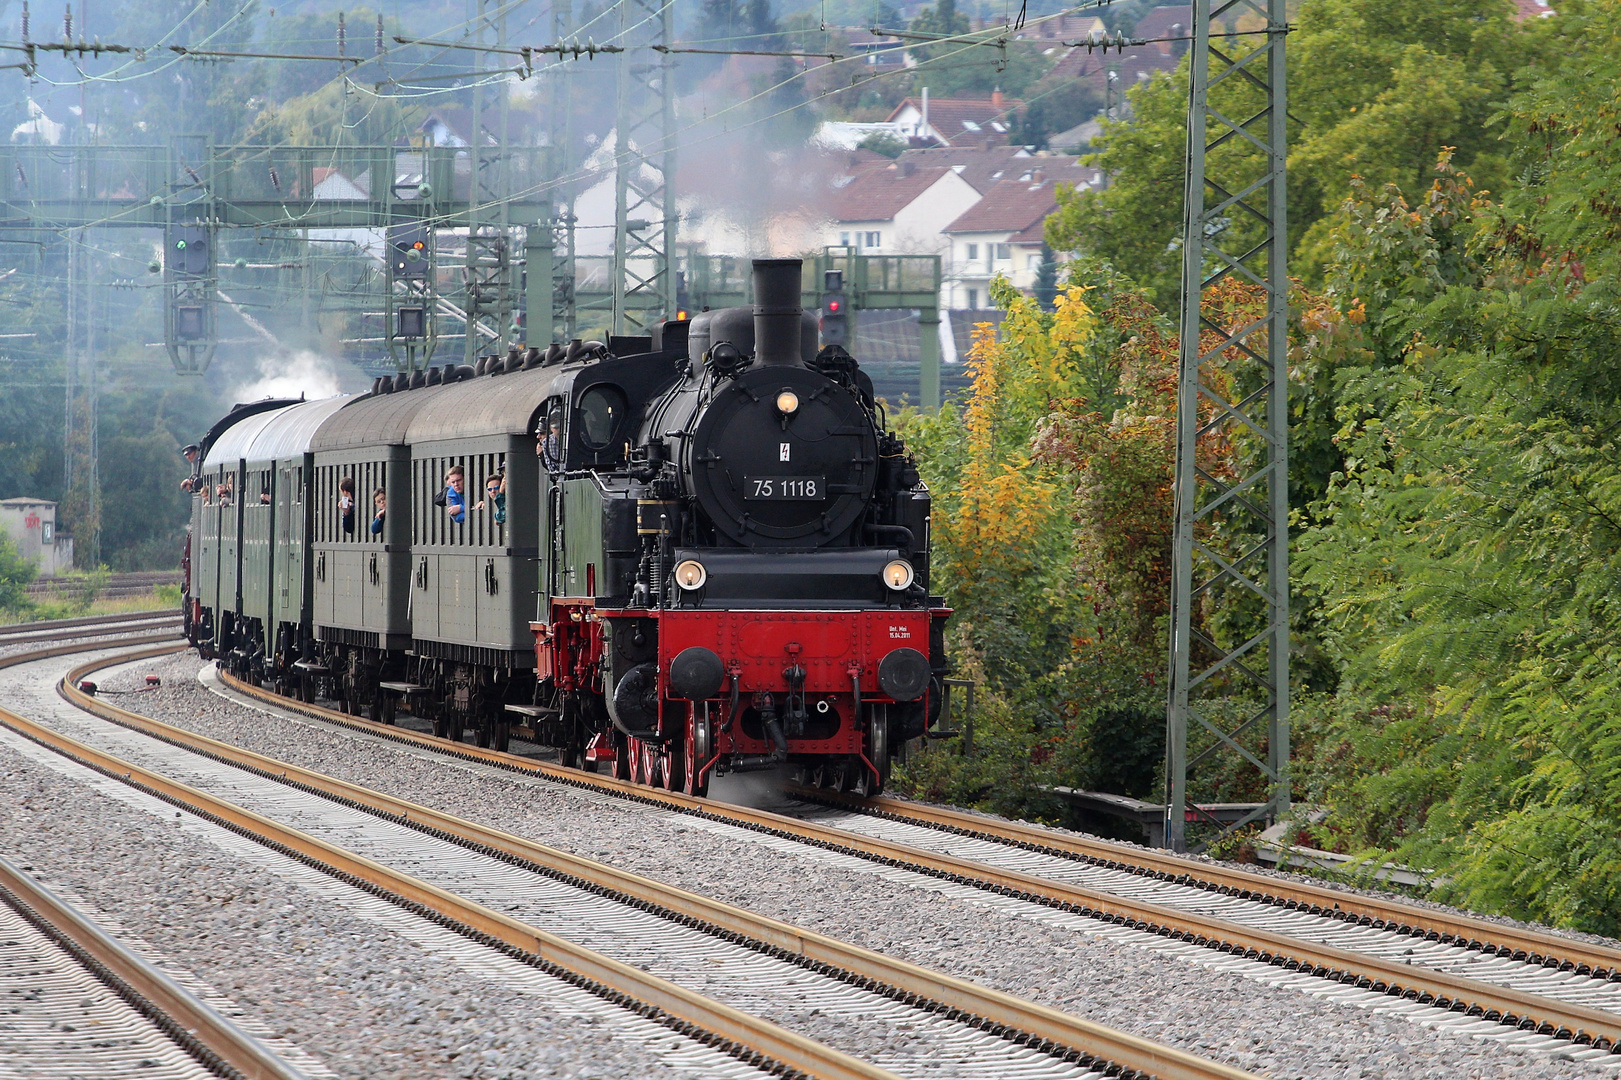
[743,476,825,500]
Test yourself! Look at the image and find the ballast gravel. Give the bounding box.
[0,655,768,1080]
[70,650,1621,1080]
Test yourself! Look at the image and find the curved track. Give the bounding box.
[210,664,1621,1062]
[0,609,180,648]
[2,636,1257,1080]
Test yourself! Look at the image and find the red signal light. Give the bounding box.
[827,300,841,313]
[411,240,425,250]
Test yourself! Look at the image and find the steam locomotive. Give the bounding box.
[185,257,949,796]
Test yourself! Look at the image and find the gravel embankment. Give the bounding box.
[70,650,1620,1080]
[0,657,771,1080]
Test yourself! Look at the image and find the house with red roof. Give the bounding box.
[819,159,982,258]
[942,172,1074,309]
[887,91,1024,147]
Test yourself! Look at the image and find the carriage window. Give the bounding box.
[577,385,626,450]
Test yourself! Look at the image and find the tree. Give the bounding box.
[1045,0,1538,301]
[1044,69,1188,309]
[0,532,36,612]
[1292,3,1621,933]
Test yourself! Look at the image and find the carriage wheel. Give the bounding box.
[492,719,511,753]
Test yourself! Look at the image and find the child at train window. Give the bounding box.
[444,466,466,525]
[474,471,506,524]
[370,488,387,535]
[339,477,356,533]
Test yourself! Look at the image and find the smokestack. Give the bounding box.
[752,258,804,367]
[992,87,1004,109]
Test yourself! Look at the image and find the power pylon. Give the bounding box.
[462,0,516,364]
[1165,0,1290,852]
[610,0,676,335]
[547,0,577,342]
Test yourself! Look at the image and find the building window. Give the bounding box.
[967,288,979,309]
[994,243,1011,261]
[865,231,881,249]
[1027,254,1041,270]
[840,232,851,246]
[965,242,978,261]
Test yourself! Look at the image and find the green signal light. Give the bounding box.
[175,240,187,250]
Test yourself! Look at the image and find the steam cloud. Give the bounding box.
[231,349,351,402]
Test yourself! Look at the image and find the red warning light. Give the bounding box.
[826,300,841,313]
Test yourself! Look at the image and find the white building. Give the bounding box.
[0,497,72,576]
[886,91,1022,148]
[940,158,1103,309]
[820,160,982,258]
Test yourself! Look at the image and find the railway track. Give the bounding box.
[0,635,1259,1080]
[204,662,1621,1063]
[0,849,308,1080]
[0,609,180,647]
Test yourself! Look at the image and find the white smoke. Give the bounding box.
[231,349,349,402]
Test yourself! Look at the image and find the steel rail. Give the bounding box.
[0,850,310,1080]
[0,608,179,643]
[793,787,1621,980]
[217,666,1621,988]
[71,652,1259,1080]
[203,665,1621,1051]
[0,641,903,1080]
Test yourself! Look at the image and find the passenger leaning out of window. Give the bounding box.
[370,488,386,535]
[443,466,467,525]
[339,477,356,533]
[474,470,506,524]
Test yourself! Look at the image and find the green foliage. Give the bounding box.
[1009,80,1104,151]
[0,532,37,612]
[856,132,908,158]
[1044,68,1188,308]
[1046,0,1538,300]
[1292,1,1621,933]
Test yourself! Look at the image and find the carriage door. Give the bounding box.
[276,463,298,628]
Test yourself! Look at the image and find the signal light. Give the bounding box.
[166,224,211,279]
[820,287,848,347]
[388,223,432,280]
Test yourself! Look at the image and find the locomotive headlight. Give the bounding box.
[775,390,800,415]
[674,559,708,591]
[881,559,915,591]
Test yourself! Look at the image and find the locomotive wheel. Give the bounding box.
[609,733,631,781]
[638,740,658,786]
[683,714,711,798]
[662,744,684,792]
[492,719,511,753]
[829,759,851,792]
[810,762,830,789]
